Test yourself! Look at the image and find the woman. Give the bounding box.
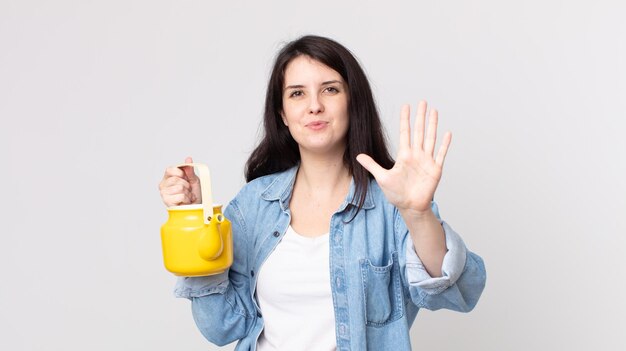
[159,35,486,351]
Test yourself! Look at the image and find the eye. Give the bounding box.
[324,86,340,94]
[289,90,303,98]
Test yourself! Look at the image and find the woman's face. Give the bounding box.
[281,55,349,156]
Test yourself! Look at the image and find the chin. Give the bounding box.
[299,142,345,156]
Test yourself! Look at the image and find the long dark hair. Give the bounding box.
[245,35,394,215]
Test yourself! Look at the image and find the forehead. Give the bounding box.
[283,56,343,85]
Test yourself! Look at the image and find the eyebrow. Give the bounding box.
[284,80,344,90]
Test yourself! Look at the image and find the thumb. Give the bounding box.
[356,154,386,180]
[182,156,197,181]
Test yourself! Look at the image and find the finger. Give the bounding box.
[162,176,191,190]
[162,181,191,196]
[356,153,387,180]
[163,193,187,207]
[169,193,192,206]
[162,165,185,181]
[413,101,427,150]
[159,173,184,192]
[435,131,452,166]
[399,104,411,152]
[424,108,438,157]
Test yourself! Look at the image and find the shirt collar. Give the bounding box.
[260,165,375,211]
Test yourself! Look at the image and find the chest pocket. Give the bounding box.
[359,251,404,326]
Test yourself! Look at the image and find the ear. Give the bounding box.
[280,111,288,126]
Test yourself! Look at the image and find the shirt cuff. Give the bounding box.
[405,221,468,295]
[173,270,230,299]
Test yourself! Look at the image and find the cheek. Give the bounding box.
[282,105,307,126]
[338,105,350,126]
[282,113,296,127]
[280,106,292,125]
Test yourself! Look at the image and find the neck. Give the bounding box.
[296,147,351,195]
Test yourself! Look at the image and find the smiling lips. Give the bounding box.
[306,121,328,130]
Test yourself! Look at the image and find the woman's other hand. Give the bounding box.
[356,101,451,217]
[158,156,202,207]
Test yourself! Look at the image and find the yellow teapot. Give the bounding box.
[161,163,233,276]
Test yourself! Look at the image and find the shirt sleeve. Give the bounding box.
[173,271,230,299]
[399,201,487,312]
[405,220,467,294]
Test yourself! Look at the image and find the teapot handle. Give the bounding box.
[176,162,214,224]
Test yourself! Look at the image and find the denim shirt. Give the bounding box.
[174,166,486,351]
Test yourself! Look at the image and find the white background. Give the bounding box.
[1,1,625,350]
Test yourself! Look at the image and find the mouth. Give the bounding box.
[305,121,329,130]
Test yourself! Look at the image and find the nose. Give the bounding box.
[308,95,324,114]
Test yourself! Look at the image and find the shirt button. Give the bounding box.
[250,270,255,277]
[336,277,342,288]
[339,324,346,335]
[273,231,280,237]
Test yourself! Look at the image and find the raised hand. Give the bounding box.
[158,156,202,207]
[357,101,451,216]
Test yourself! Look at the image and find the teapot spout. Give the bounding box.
[197,215,224,261]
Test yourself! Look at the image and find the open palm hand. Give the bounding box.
[357,101,451,215]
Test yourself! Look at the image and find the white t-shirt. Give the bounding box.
[255,225,337,351]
